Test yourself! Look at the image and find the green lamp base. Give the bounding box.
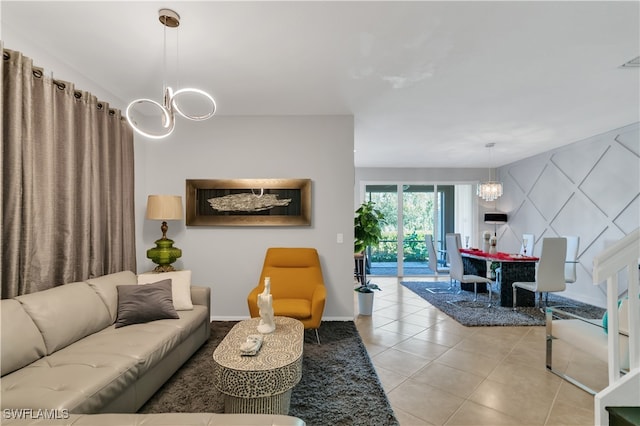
[147,238,182,272]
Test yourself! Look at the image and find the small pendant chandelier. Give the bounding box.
[477,143,503,202]
[126,9,216,139]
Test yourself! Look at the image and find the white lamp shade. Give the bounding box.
[146,195,183,220]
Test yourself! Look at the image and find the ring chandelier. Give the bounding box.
[126,9,216,139]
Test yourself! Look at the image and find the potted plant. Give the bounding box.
[354,201,386,315]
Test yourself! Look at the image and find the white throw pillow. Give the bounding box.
[137,270,193,310]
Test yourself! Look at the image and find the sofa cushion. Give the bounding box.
[1,300,47,376]
[87,271,138,323]
[137,270,193,310]
[75,306,208,377]
[15,282,111,354]
[115,280,179,328]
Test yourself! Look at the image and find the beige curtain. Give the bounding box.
[1,47,136,298]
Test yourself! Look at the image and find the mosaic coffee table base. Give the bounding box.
[224,389,293,414]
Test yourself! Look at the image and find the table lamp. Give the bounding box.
[484,212,508,236]
[146,195,183,272]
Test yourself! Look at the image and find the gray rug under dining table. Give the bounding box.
[401,281,605,327]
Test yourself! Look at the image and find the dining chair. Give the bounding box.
[563,236,580,284]
[446,233,493,306]
[512,237,567,310]
[426,234,450,275]
[496,233,535,287]
[520,233,535,256]
[444,232,462,264]
[426,234,451,290]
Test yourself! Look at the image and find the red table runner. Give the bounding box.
[459,248,539,261]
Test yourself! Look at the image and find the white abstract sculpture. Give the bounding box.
[257,277,276,334]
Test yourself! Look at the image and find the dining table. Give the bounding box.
[459,248,540,307]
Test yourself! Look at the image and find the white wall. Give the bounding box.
[496,122,640,307]
[135,115,356,320]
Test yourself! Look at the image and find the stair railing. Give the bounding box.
[592,227,639,425]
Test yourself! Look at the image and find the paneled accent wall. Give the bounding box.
[497,123,639,307]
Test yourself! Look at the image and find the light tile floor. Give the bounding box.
[354,277,608,426]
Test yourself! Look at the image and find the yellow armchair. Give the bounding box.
[248,247,326,343]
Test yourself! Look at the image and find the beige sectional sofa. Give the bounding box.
[1,271,211,413]
[0,271,305,425]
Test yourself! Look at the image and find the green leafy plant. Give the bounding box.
[354,201,386,293]
[354,201,386,254]
[354,280,381,293]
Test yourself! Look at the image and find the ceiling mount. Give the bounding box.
[159,8,180,28]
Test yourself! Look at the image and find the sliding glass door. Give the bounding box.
[402,185,434,275]
[364,183,474,277]
[364,185,398,276]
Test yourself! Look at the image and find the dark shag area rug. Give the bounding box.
[401,281,605,327]
[139,321,399,426]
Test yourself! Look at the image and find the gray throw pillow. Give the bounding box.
[115,279,179,328]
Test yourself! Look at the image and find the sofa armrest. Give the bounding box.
[191,286,211,317]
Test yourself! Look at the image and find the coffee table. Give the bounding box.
[212,316,304,414]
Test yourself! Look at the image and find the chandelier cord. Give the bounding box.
[162,17,167,95]
[175,24,180,91]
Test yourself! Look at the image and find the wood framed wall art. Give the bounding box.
[185,178,311,226]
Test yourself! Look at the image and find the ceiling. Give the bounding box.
[2,1,639,168]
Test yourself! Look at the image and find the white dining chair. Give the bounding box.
[520,233,535,256]
[446,233,493,306]
[444,232,461,265]
[426,234,450,277]
[496,233,535,287]
[563,235,580,284]
[512,237,567,310]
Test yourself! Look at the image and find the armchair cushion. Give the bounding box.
[273,299,312,319]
